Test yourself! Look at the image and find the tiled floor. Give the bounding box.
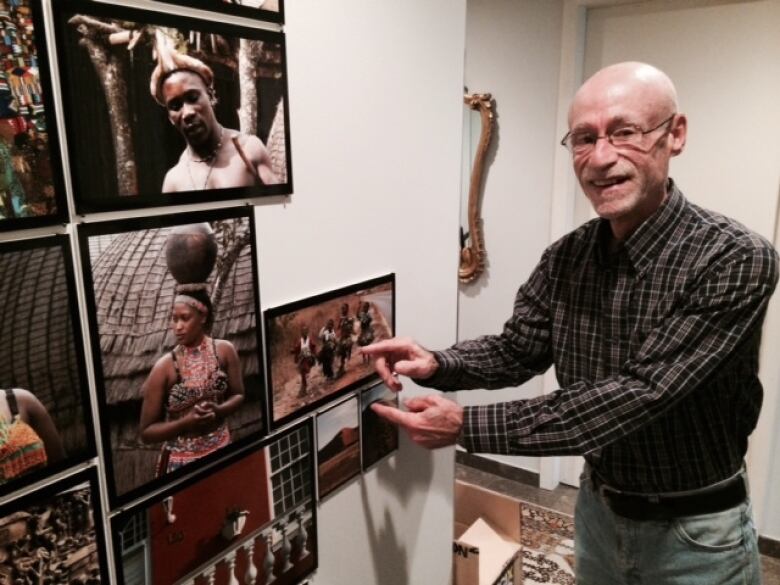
[456,461,780,585]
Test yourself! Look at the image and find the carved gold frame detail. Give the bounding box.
[459,92,494,283]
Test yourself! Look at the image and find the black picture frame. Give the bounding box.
[52,0,292,215]
[316,394,360,500]
[77,206,267,509]
[360,382,399,471]
[0,235,96,501]
[0,0,69,232]
[0,467,111,583]
[264,273,396,430]
[156,0,285,23]
[111,418,317,585]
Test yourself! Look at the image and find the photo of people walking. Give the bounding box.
[265,275,394,428]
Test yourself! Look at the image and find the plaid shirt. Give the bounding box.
[426,182,778,492]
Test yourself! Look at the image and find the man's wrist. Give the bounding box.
[416,349,465,390]
[425,350,440,379]
[459,403,510,454]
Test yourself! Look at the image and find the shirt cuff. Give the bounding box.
[459,403,510,454]
[415,349,466,391]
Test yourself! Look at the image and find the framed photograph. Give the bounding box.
[156,0,285,23]
[264,274,395,429]
[0,468,110,584]
[316,395,360,500]
[78,206,266,508]
[112,419,316,585]
[53,0,292,214]
[360,382,398,471]
[0,235,95,499]
[0,0,68,231]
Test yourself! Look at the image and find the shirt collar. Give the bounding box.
[593,179,686,273]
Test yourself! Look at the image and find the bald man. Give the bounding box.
[362,62,777,584]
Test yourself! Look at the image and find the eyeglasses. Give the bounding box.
[560,114,676,154]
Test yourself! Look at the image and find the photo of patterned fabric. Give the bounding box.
[0,0,66,228]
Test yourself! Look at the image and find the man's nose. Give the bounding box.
[181,104,196,120]
[588,135,619,167]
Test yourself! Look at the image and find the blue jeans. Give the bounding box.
[575,470,761,585]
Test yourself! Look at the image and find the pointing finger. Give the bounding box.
[361,337,416,357]
[404,396,435,412]
[371,402,415,429]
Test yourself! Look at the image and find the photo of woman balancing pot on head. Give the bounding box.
[79,209,265,506]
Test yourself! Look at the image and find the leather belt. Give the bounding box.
[590,472,747,521]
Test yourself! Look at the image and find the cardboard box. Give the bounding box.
[453,481,523,585]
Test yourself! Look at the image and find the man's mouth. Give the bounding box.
[591,176,629,188]
[183,122,205,137]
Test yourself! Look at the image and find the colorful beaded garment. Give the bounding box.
[158,336,230,475]
[0,388,47,483]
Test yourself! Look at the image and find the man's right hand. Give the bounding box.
[359,337,439,391]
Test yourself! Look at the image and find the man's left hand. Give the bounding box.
[371,394,463,449]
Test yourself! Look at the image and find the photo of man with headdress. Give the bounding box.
[149,30,279,193]
[80,208,265,504]
[54,1,290,213]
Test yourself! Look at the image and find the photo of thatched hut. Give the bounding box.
[0,236,93,496]
[80,209,265,504]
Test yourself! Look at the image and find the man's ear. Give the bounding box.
[669,113,687,157]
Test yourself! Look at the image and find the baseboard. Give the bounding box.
[759,535,780,559]
[455,450,540,488]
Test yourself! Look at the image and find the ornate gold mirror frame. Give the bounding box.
[459,93,494,283]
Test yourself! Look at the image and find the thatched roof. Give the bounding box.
[91,218,258,404]
[0,245,81,419]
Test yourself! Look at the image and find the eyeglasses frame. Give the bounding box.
[560,114,678,154]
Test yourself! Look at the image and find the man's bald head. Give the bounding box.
[565,62,688,240]
[569,62,678,128]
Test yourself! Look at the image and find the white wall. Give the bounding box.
[256,1,466,583]
[457,0,564,474]
[579,0,780,535]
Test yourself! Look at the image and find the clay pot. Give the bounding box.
[165,223,217,284]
